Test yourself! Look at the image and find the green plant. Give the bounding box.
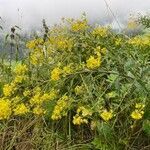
[0,16,149,149]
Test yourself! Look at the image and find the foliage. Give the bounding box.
[138,14,150,28]
[0,16,149,149]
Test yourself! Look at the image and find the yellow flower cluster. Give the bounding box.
[63,64,73,76]
[13,64,28,84]
[1,79,58,119]
[92,26,109,37]
[26,38,44,49]
[14,75,27,84]
[73,115,88,125]
[77,106,92,116]
[26,40,36,49]
[131,103,145,120]
[30,87,57,106]
[71,19,88,32]
[26,38,46,66]
[131,110,144,120]
[3,83,16,97]
[49,35,73,50]
[3,64,29,99]
[51,67,62,81]
[30,93,41,105]
[86,53,101,69]
[12,96,20,105]
[100,109,113,121]
[0,99,11,120]
[23,90,31,97]
[94,46,107,55]
[30,50,45,66]
[51,64,74,79]
[135,103,145,109]
[73,106,92,125]
[33,106,46,116]
[128,36,150,47]
[14,103,29,116]
[106,91,117,98]
[51,95,71,120]
[115,38,122,46]
[14,64,28,75]
[30,88,57,116]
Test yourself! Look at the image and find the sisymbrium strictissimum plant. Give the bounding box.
[0,15,149,149]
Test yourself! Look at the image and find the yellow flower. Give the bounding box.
[131,109,144,120]
[23,90,31,97]
[86,55,101,69]
[0,99,11,120]
[30,53,39,65]
[14,75,27,83]
[100,109,113,121]
[30,94,41,105]
[77,106,92,117]
[12,96,21,105]
[128,36,150,47]
[135,103,145,109]
[3,83,16,97]
[41,93,51,101]
[95,46,107,55]
[36,38,44,45]
[101,48,107,55]
[41,89,58,102]
[30,87,56,105]
[26,40,36,49]
[73,106,92,125]
[41,91,57,102]
[63,65,73,75]
[30,51,45,66]
[33,106,46,116]
[51,105,62,120]
[106,91,117,98]
[115,38,122,46]
[92,26,108,37]
[14,64,28,75]
[50,35,73,50]
[51,67,62,81]
[33,87,41,94]
[95,46,101,52]
[26,38,43,49]
[73,115,88,125]
[71,19,88,32]
[51,95,71,120]
[14,103,29,116]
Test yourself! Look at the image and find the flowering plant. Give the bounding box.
[0,16,149,149]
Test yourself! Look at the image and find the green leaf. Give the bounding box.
[142,120,150,137]
[97,122,115,141]
[106,74,118,83]
[92,137,110,150]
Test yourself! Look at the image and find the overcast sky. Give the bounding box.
[0,0,150,31]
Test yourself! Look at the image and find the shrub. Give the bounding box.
[0,16,149,149]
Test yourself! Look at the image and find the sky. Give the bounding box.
[0,0,149,31]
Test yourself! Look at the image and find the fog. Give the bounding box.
[0,0,149,31]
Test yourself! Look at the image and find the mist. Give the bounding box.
[0,0,150,32]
